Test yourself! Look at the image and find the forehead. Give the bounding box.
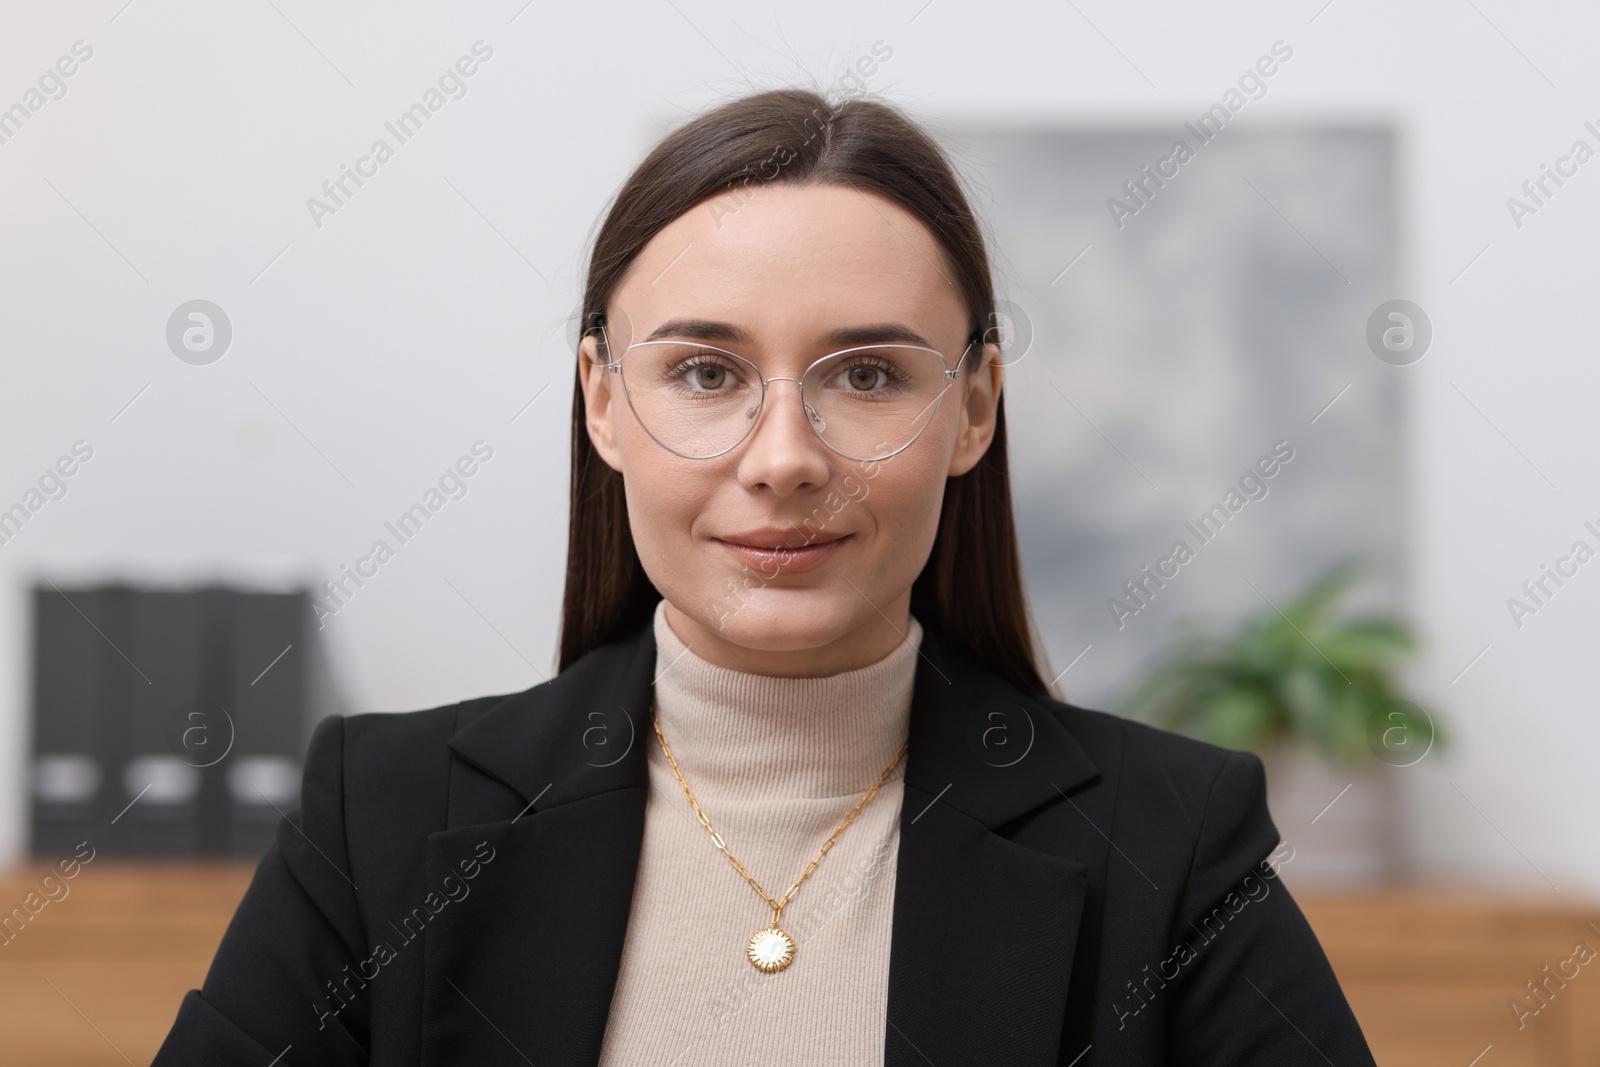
[607,183,968,353]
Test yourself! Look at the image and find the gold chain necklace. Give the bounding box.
[649,699,909,973]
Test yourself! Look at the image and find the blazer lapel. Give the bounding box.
[884,621,1100,1067]
[421,621,656,1067]
[423,608,1101,1067]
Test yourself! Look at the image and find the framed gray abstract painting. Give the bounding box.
[942,123,1404,714]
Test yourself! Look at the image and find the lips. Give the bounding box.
[713,529,852,575]
[718,526,849,551]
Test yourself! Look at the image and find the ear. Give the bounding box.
[947,340,1003,477]
[578,332,625,472]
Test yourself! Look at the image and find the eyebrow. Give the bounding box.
[641,318,936,350]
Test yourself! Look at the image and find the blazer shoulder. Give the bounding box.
[335,688,517,768]
[1043,698,1260,799]
[319,689,524,823]
[1041,700,1282,902]
[302,689,530,894]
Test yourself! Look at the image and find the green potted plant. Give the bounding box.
[1118,558,1441,884]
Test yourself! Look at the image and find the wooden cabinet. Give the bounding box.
[1297,888,1600,1067]
[0,861,257,1067]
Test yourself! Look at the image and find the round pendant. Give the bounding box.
[747,925,796,973]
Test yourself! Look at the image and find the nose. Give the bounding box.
[733,377,833,494]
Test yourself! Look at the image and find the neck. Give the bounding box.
[660,593,915,676]
[650,598,923,799]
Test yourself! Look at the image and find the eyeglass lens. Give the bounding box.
[616,342,954,460]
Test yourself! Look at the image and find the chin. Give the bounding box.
[697,591,854,651]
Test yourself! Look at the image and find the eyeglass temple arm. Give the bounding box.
[590,316,611,365]
[952,329,986,374]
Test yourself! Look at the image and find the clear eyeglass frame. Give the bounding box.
[593,322,981,463]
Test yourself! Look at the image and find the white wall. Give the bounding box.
[1,0,1595,889]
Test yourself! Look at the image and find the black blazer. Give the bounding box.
[153,610,1378,1066]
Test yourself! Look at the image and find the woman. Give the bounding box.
[154,88,1377,1066]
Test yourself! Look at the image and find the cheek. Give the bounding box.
[857,449,948,546]
[617,437,716,575]
[621,450,700,531]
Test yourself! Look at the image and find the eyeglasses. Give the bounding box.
[596,324,979,462]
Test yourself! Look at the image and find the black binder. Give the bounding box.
[29,583,342,858]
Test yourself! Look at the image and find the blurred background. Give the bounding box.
[2,0,1597,1063]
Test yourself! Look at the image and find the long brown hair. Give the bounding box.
[559,87,1054,698]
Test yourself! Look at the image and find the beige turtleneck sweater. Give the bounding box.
[596,598,923,1067]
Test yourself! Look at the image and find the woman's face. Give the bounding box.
[579,182,1001,676]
